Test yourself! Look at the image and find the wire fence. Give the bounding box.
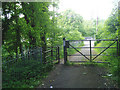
[2,46,60,88]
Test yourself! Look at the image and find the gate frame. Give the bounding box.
[63,38,120,64]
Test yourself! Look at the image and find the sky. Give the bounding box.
[58,0,115,20]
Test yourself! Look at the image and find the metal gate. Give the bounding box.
[63,38,120,64]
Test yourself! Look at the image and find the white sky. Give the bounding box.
[58,0,114,20]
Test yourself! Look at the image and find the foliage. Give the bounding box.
[56,9,84,40]
[95,9,118,40]
[2,0,120,88]
[94,4,120,87]
[83,19,96,37]
[2,2,84,88]
[2,59,53,88]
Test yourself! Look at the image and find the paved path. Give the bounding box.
[37,64,115,88]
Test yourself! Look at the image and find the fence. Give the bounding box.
[2,46,60,88]
[63,38,120,64]
[2,46,60,65]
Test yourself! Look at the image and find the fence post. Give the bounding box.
[56,47,57,61]
[58,46,60,64]
[63,38,67,64]
[40,47,42,64]
[51,47,53,61]
[90,40,92,62]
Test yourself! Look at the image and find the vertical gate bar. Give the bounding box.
[58,46,60,64]
[63,38,67,64]
[90,40,92,62]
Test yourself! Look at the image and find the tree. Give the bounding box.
[57,9,84,40]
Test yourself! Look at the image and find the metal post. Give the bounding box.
[40,47,42,64]
[90,40,92,62]
[63,38,67,64]
[58,46,60,64]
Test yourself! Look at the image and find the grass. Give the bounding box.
[94,41,120,88]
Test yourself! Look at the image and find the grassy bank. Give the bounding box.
[94,41,120,88]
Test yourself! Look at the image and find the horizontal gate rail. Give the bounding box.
[68,54,117,56]
[70,61,109,63]
[94,61,110,63]
[70,61,89,63]
[69,47,116,48]
[67,39,118,42]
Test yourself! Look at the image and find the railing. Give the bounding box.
[2,46,60,65]
[44,46,60,64]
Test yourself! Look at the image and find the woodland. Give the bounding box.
[1,1,120,88]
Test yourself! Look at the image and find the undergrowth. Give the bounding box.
[2,59,54,88]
